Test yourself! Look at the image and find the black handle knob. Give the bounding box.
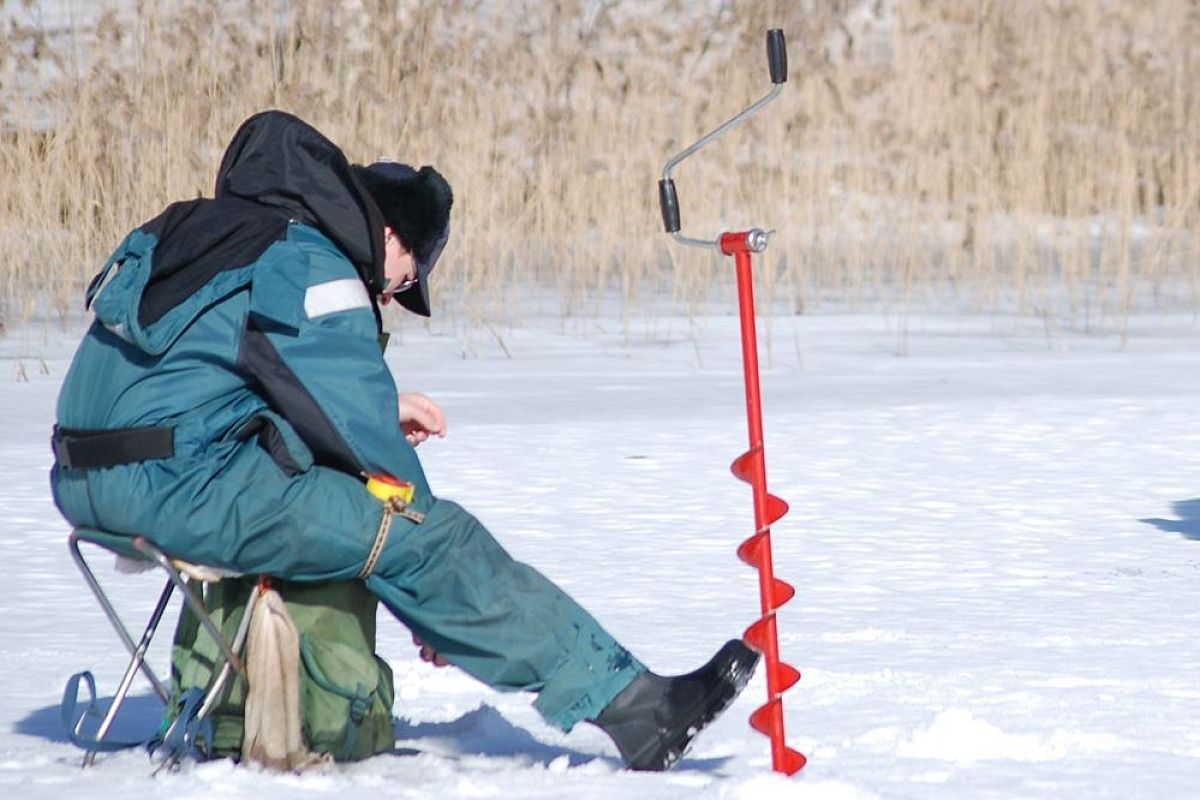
[658,178,681,234]
[767,29,787,84]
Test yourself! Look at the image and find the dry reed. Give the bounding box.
[1,0,1196,338]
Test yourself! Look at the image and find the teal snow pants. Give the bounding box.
[50,436,643,731]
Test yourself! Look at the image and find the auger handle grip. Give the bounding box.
[767,29,787,85]
[658,179,681,234]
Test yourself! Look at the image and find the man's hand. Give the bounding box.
[398,392,447,447]
[412,633,449,667]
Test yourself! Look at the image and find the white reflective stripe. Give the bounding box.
[304,278,371,319]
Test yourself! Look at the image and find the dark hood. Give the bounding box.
[214,110,387,294]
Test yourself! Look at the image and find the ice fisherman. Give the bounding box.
[49,110,757,771]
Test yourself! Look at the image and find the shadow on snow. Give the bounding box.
[393,703,603,767]
[394,702,731,771]
[1140,498,1200,541]
[16,691,164,745]
[15,694,732,773]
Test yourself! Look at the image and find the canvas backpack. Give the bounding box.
[169,577,396,762]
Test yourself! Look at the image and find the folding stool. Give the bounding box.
[66,526,254,767]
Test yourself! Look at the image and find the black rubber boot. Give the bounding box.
[591,639,759,771]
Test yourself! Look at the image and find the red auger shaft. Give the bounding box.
[720,231,806,775]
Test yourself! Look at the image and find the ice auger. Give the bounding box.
[657,29,805,775]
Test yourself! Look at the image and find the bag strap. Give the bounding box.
[60,670,213,762]
[298,635,375,761]
[60,670,153,753]
[150,688,214,763]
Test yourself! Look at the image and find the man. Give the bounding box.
[50,110,757,770]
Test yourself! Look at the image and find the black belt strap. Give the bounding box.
[52,425,175,470]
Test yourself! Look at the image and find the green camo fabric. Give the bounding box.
[170,578,396,761]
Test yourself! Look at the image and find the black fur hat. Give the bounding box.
[351,161,453,316]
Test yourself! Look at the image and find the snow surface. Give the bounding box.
[2,310,1199,798]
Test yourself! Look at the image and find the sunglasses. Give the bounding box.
[381,274,418,296]
[383,231,419,295]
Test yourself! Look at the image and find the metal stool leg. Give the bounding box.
[81,579,175,766]
[134,538,245,677]
[68,532,173,704]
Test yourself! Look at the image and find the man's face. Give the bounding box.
[381,227,417,303]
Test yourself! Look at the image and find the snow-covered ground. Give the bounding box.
[1,309,1198,799]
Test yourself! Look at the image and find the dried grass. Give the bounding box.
[1,0,1196,336]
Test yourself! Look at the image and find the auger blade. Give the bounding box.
[743,615,774,653]
[768,576,795,608]
[730,447,764,485]
[765,493,789,526]
[737,532,767,568]
[778,747,807,775]
[749,697,783,737]
[749,698,806,774]
[769,661,801,693]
